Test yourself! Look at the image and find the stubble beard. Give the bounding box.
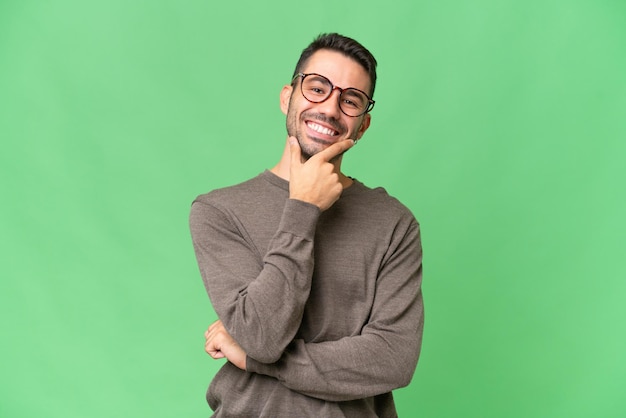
[285,101,357,162]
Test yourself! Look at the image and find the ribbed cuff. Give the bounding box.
[278,199,320,240]
[246,355,278,378]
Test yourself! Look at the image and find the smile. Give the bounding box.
[306,121,338,137]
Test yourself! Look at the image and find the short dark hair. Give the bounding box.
[292,33,378,98]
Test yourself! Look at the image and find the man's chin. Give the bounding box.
[301,141,348,164]
[298,143,317,161]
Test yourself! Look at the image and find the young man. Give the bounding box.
[190,33,424,417]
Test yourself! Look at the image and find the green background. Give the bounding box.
[1,0,624,417]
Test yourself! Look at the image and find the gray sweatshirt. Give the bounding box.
[190,170,424,417]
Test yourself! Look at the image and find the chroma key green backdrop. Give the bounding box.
[1,1,625,417]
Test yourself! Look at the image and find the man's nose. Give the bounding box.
[316,88,343,117]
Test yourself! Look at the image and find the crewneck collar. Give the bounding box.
[260,170,362,196]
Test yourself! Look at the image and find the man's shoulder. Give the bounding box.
[195,174,258,202]
[348,180,417,221]
[193,171,286,207]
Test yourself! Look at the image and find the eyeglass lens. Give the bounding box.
[300,74,370,117]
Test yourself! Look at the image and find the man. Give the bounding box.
[189,33,424,417]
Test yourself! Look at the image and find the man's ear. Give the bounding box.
[280,85,293,115]
[355,113,371,140]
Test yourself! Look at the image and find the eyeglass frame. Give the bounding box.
[291,72,376,117]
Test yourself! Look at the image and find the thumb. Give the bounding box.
[289,136,303,166]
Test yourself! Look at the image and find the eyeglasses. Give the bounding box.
[292,72,375,117]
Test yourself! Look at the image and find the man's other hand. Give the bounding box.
[204,320,247,370]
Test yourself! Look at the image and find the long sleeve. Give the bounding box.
[190,195,321,363]
[246,220,424,402]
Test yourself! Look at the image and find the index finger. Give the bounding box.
[311,139,355,163]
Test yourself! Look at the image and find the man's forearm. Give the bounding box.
[191,198,320,363]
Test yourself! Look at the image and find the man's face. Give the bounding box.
[281,49,372,160]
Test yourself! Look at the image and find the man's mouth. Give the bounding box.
[306,121,339,137]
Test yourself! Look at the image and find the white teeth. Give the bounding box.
[308,122,337,136]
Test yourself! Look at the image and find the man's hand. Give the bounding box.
[204,320,247,370]
[288,136,355,211]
